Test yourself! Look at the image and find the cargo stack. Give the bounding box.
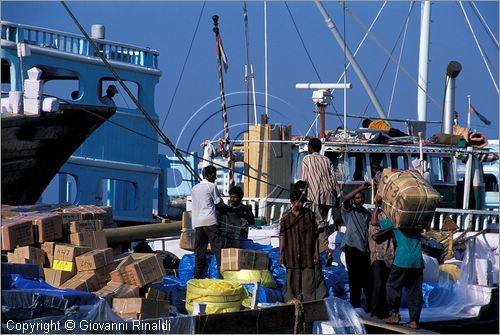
[376,169,442,230]
[220,248,276,288]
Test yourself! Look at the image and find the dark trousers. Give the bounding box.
[194,225,223,279]
[371,260,391,318]
[314,263,328,300]
[386,265,423,323]
[285,267,316,302]
[344,245,372,310]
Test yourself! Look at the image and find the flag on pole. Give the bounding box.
[469,104,491,126]
[216,35,229,72]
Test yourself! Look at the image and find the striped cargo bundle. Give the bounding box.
[376,169,442,230]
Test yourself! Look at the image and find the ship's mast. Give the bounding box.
[417,0,431,131]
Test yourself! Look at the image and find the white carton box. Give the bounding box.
[24,80,43,99]
[23,98,41,115]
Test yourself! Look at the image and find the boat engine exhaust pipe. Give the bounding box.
[91,24,105,39]
[443,61,462,134]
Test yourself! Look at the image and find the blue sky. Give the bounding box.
[3,1,498,156]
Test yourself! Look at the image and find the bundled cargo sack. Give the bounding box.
[376,169,441,230]
[186,279,243,314]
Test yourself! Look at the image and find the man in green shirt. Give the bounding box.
[380,217,423,329]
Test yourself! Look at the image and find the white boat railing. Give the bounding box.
[1,21,159,69]
[219,197,499,232]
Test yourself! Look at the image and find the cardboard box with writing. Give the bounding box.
[94,281,139,305]
[12,246,45,265]
[120,254,165,288]
[70,231,107,249]
[41,242,56,257]
[7,253,43,274]
[60,271,102,292]
[75,248,114,271]
[68,220,103,233]
[113,298,169,320]
[54,244,92,262]
[32,213,63,242]
[43,268,75,287]
[220,248,269,272]
[1,217,34,250]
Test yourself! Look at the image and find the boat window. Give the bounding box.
[390,153,408,170]
[484,174,498,192]
[97,178,137,210]
[348,153,366,181]
[429,156,454,184]
[44,79,80,102]
[325,151,345,181]
[100,80,139,109]
[1,59,11,92]
[369,153,387,178]
[294,151,307,180]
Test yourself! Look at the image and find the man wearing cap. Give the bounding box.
[100,84,118,106]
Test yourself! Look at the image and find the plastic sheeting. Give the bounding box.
[154,276,188,314]
[178,254,218,284]
[241,283,284,308]
[398,235,498,323]
[323,296,366,334]
[268,248,285,287]
[323,266,349,300]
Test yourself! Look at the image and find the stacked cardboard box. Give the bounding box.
[112,298,169,320]
[109,254,165,288]
[60,271,102,292]
[75,248,115,284]
[94,281,140,305]
[1,217,34,250]
[220,248,269,272]
[53,244,92,273]
[31,213,63,242]
[7,246,45,274]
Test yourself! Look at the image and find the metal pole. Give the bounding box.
[264,0,269,118]
[463,147,473,229]
[318,104,325,139]
[417,0,431,123]
[314,0,386,119]
[467,95,471,129]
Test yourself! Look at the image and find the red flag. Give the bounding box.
[216,35,229,72]
[469,104,491,126]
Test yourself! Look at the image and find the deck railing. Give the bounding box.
[1,21,159,69]
[219,197,499,232]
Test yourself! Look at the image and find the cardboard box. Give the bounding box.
[32,213,63,242]
[94,281,139,305]
[75,248,114,271]
[220,248,269,272]
[41,242,56,256]
[118,254,165,288]
[55,211,83,224]
[70,231,107,249]
[113,298,169,319]
[68,220,103,233]
[145,285,166,300]
[12,246,45,265]
[61,207,93,220]
[377,169,442,230]
[47,255,54,268]
[60,271,102,292]
[86,263,115,283]
[54,244,92,262]
[1,217,34,250]
[43,268,74,287]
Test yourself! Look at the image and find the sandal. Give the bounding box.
[402,322,418,329]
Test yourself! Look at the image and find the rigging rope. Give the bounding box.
[387,1,414,117]
[469,1,499,49]
[457,2,499,94]
[161,1,206,129]
[60,1,201,182]
[341,1,442,111]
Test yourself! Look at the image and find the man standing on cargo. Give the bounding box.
[301,138,339,263]
[192,165,225,278]
[279,190,319,302]
[341,181,372,313]
[382,217,423,329]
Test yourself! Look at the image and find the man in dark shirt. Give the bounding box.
[280,190,319,302]
[218,186,254,248]
[341,181,373,312]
